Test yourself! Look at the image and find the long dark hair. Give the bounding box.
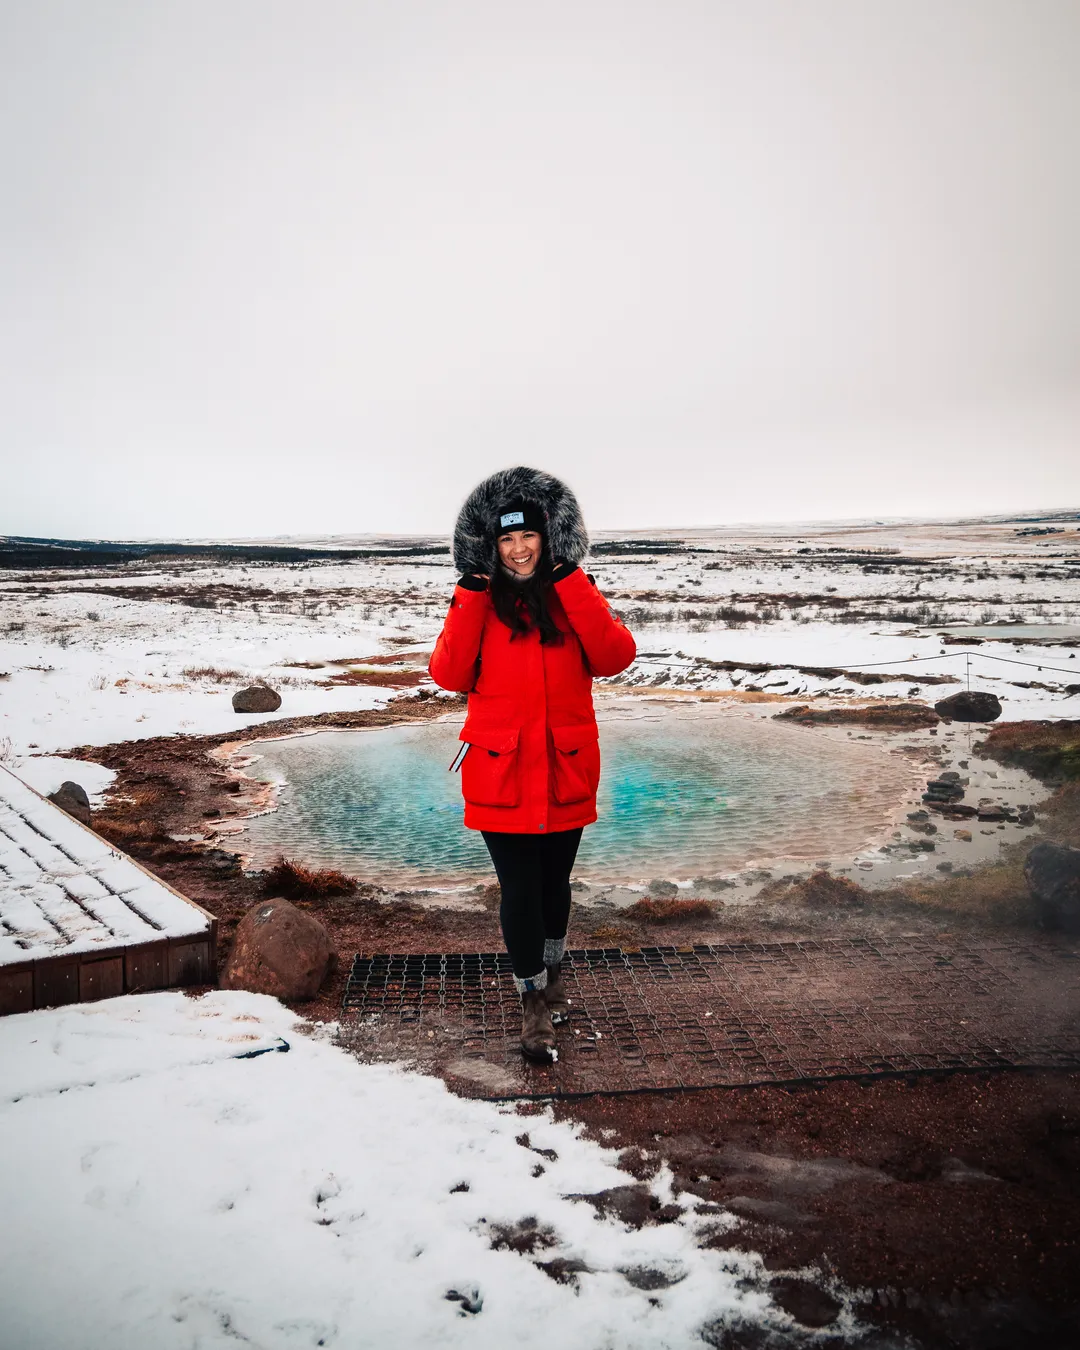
[490,541,564,645]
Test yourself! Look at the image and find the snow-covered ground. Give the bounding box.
[1,521,1077,770]
[1,518,1077,1345]
[0,990,820,1349]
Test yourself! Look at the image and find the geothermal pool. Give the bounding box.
[237,703,919,887]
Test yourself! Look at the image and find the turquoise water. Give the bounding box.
[239,705,914,886]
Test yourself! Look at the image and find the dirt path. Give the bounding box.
[339,934,1080,1098]
[556,1072,1080,1347]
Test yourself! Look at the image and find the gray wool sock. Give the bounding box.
[514,968,548,996]
[543,937,566,968]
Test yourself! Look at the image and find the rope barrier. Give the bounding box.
[629,645,1080,685]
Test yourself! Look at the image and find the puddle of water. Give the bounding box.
[237,703,919,887]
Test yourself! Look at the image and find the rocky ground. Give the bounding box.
[56,709,1080,1348]
[5,515,1080,1346]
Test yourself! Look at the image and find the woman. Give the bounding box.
[429,467,636,1063]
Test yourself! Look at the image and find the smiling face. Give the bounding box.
[497,528,542,578]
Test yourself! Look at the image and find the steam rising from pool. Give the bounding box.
[238,703,917,887]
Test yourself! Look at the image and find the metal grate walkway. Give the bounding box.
[340,936,1080,1099]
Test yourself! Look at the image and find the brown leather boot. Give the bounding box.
[520,989,557,1063]
[544,964,570,1025]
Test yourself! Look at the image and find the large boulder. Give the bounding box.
[221,897,337,999]
[1024,842,1080,933]
[232,684,282,714]
[933,690,1002,722]
[47,780,91,825]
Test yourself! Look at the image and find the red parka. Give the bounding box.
[429,569,637,833]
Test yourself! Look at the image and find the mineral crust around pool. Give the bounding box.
[237,701,923,889]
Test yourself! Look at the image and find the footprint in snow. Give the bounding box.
[444,1287,483,1315]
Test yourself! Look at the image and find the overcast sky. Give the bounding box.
[2,1,1078,539]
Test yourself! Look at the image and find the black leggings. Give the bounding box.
[481,828,583,978]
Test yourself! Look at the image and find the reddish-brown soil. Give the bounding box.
[553,1073,1080,1347]
[63,713,1080,1347]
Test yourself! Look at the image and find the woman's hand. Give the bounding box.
[550,559,579,583]
[457,574,489,592]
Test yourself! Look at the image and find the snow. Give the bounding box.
[0,523,1076,1344]
[0,991,796,1348]
[0,765,209,964]
[9,754,116,802]
[1,534,1077,772]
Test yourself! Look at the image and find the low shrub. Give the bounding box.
[977,719,1080,783]
[624,897,714,923]
[182,666,244,683]
[263,856,358,901]
[878,856,1036,928]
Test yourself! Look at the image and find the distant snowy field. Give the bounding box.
[1,521,1078,778]
[0,520,1076,1346]
[0,991,798,1349]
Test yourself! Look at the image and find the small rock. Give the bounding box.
[568,1184,659,1228]
[647,879,679,898]
[934,803,978,819]
[618,1264,687,1291]
[232,684,282,713]
[976,805,1010,822]
[221,897,337,999]
[47,780,91,825]
[954,829,973,842]
[769,1277,843,1328]
[934,690,1003,722]
[1024,842,1080,933]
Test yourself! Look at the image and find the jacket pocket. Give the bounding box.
[550,724,601,805]
[458,724,521,808]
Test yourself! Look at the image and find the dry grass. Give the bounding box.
[263,856,358,901]
[95,817,145,843]
[977,719,1080,783]
[1040,782,1080,848]
[760,870,871,908]
[181,665,244,683]
[586,923,638,946]
[877,853,1036,928]
[623,897,715,923]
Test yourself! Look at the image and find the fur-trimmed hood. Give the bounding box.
[452,466,589,576]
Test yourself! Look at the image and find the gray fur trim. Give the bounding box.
[513,968,549,995]
[452,466,589,577]
[543,937,566,967]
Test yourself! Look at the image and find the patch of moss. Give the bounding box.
[875,851,1037,928]
[624,897,715,923]
[977,719,1080,783]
